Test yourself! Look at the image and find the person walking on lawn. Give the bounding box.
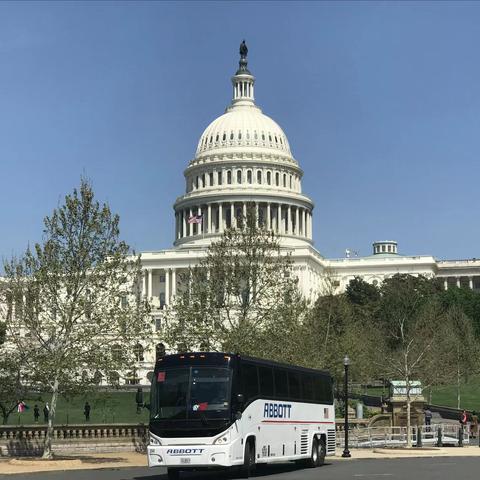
[84,401,91,422]
[43,403,49,422]
[33,404,40,423]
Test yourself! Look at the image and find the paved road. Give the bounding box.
[2,457,480,480]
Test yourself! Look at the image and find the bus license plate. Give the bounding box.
[180,458,191,464]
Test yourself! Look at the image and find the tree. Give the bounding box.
[345,276,380,306]
[440,286,480,337]
[302,292,380,384]
[164,210,306,358]
[2,179,150,458]
[374,274,471,446]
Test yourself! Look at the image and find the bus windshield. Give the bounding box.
[151,367,231,421]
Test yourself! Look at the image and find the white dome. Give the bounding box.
[196,105,292,157]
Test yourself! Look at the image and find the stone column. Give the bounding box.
[172,268,177,297]
[219,203,224,232]
[456,277,461,288]
[189,208,193,236]
[267,203,271,230]
[277,204,282,234]
[142,270,146,298]
[182,210,186,238]
[198,206,202,235]
[165,269,170,307]
[148,269,153,299]
[444,279,448,290]
[287,206,291,234]
[469,277,474,290]
[295,207,299,235]
[231,203,235,229]
[208,204,212,233]
[302,209,306,237]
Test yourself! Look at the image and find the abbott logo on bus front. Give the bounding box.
[263,403,292,419]
[166,448,204,455]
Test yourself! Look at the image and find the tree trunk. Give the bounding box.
[42,378,59,459]
[406,391,412,448]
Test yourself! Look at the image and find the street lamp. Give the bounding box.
[342,354,351,458]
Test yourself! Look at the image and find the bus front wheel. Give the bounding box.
[240,440,256,478]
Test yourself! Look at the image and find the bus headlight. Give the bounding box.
[149,434,162,446]
[213,432,230,445]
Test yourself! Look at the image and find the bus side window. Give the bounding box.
[274,369,288,398]
[288,372,302,400]
[302,374,315,401]
[313,376,324,403]
[258,366,274,397]
[242,363,259,404]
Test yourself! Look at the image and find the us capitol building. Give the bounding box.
[142,44,480,317]
[11,44,480,384]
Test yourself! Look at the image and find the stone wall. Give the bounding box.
[0,424,147,457]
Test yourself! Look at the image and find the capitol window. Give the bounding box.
[238,131,242,140]
[227,170,232,184]
[262,133,265,141]
[283,174,287,187]
[215,134,219,142]
[223,133,226,141]
[230,132,234,140]
[237,170,242,184]
[247,170,252,184]
[218,171,222,185]
[254,131,258,140]
[209,172,213,186]
[257,171,262,184]
[267,171,271,185]
[275,172,280,186]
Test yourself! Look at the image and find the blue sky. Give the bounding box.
[1,1,479,260]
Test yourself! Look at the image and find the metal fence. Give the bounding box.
[336,424,469,448]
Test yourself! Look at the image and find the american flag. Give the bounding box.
[188,214,203,224]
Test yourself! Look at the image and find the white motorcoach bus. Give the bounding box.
[147,352,336,479]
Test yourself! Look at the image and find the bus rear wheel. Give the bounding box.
[167,467,181,480]
[306,437,321,468]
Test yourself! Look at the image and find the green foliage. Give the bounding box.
[439,287,480,337]
[1,179,151,457]
[345,276,380,306]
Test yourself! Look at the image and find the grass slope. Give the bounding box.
[4,391,150,426]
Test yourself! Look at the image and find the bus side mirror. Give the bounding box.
[236,393,245,405]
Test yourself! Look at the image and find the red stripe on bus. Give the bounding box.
[261,420,335,424]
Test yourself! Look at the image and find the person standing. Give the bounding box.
[43,403,49,423]
[424,408,433,431]
[33,404,40,423]
[84,401,91,422]
[460,409,468,425]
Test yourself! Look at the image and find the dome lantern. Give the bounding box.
[231,40,255,106]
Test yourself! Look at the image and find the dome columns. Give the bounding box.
[174,201,313,245]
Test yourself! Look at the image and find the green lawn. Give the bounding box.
[361,381,480,411]
[4,390,150,426]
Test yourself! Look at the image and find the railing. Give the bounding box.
[336,424,469,448]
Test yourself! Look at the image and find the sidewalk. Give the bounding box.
[0,452,148,475]
[334,446,480,459]
[0,448,479,475]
